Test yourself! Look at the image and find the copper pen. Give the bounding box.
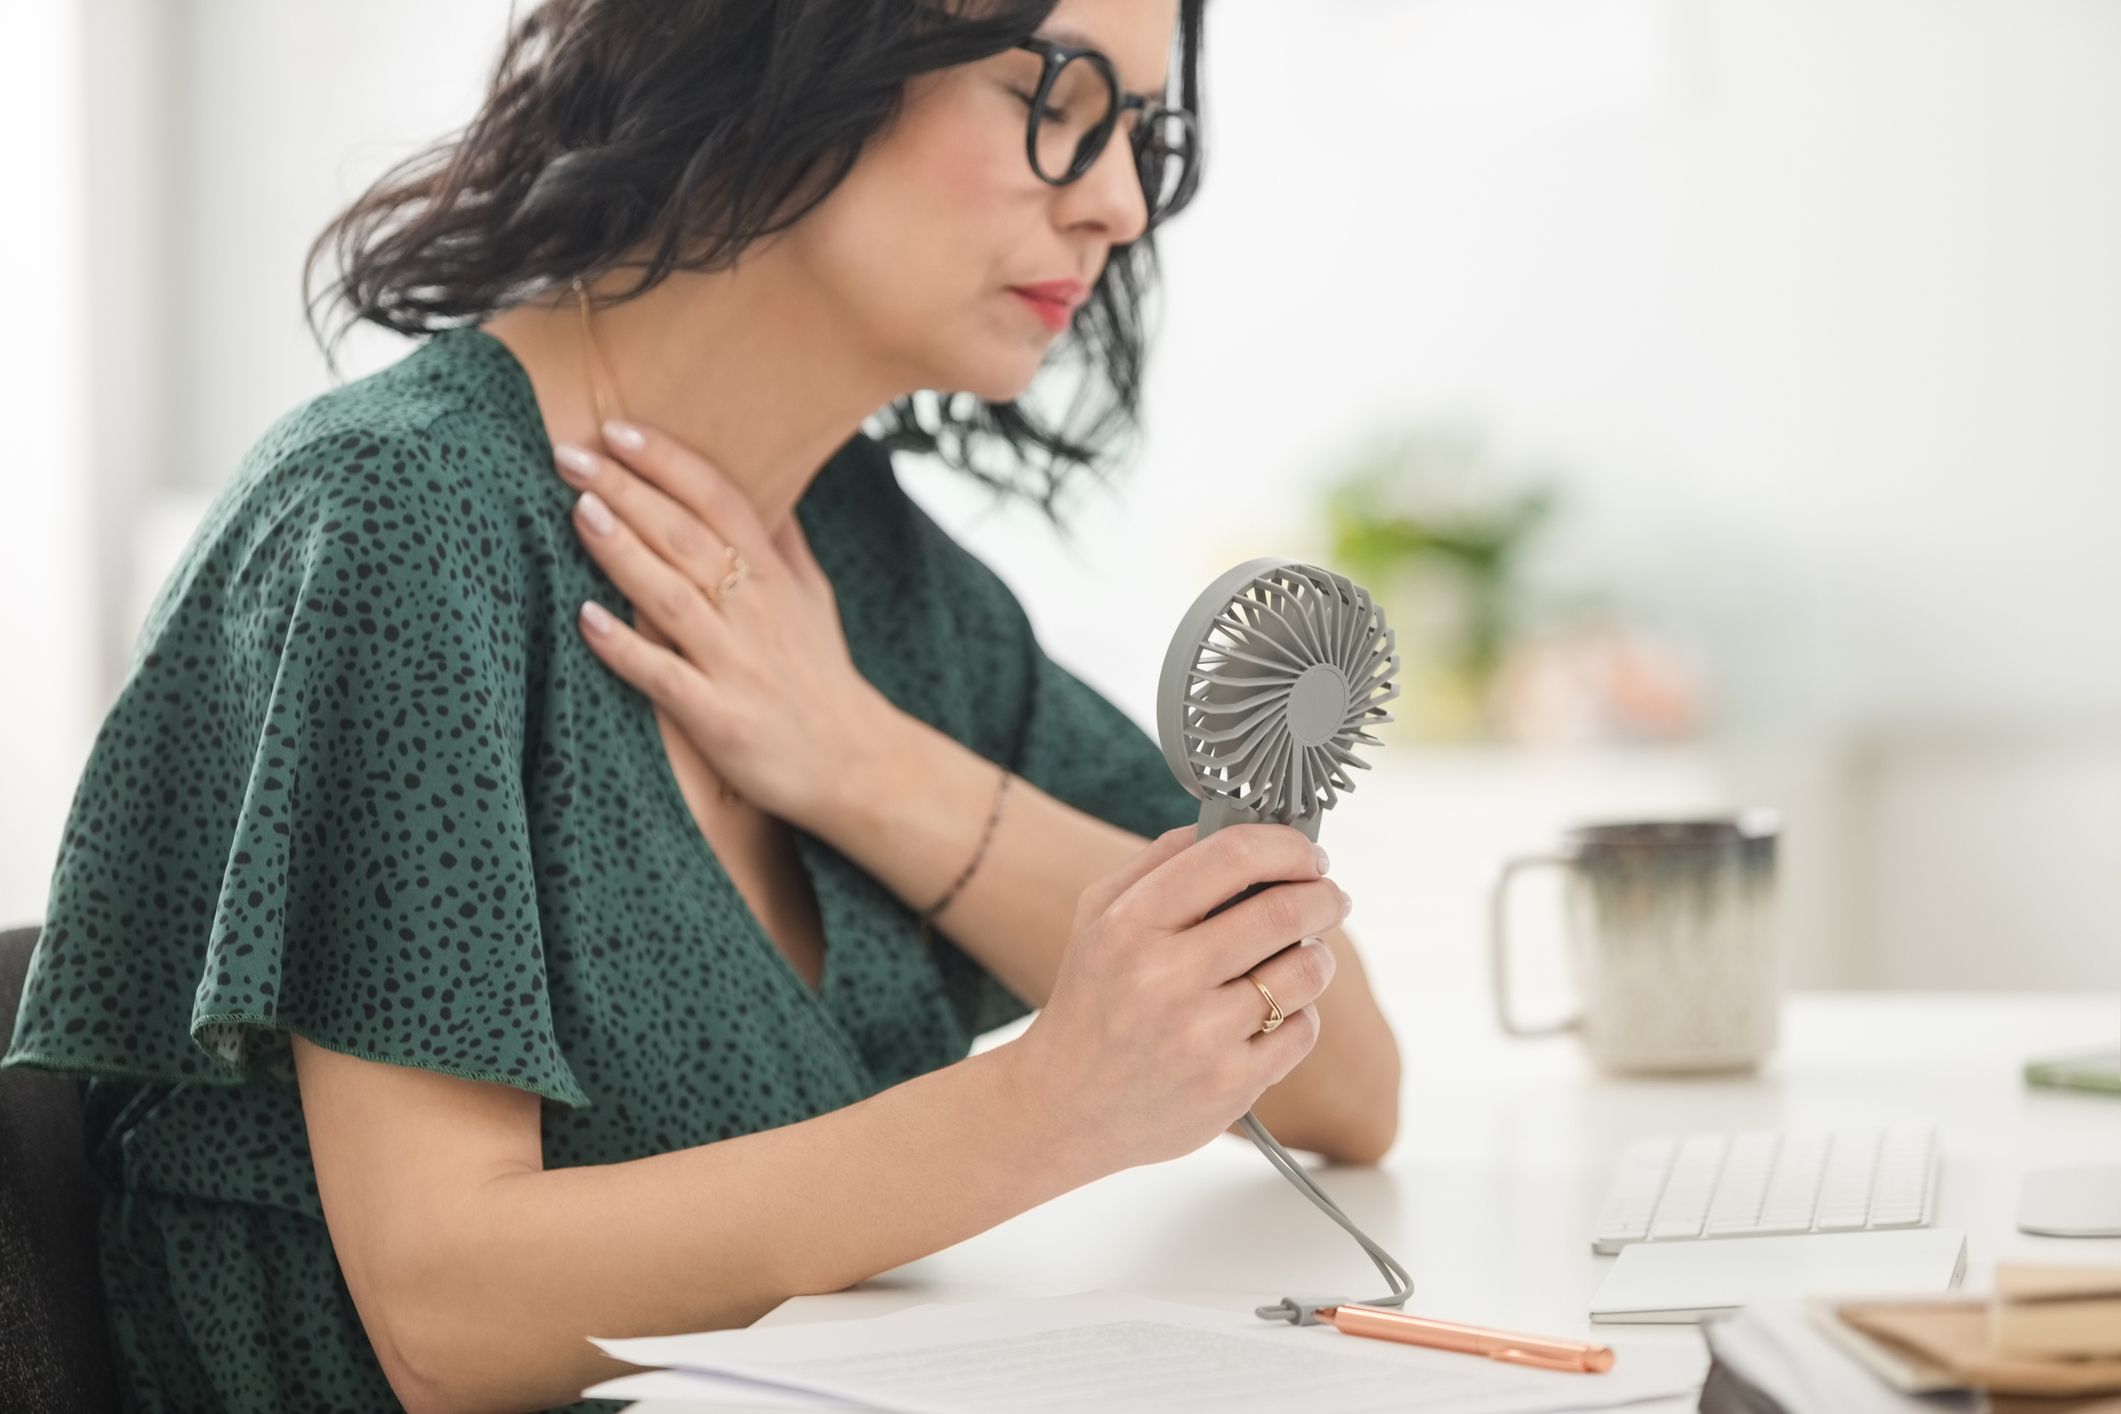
[1317,1303,1616,1374]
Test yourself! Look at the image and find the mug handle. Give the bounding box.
[1489,853,1580,1037]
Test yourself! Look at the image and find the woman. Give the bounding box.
[4,0,1401,1409]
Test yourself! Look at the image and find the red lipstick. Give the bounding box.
[1007,279,1088,333]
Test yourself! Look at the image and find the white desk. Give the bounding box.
[756,992,2121,1410]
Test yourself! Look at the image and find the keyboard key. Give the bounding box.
[1868,1210,1927,1229]
[1652,1213,1708,1239]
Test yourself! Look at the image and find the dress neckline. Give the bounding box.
[427,322,878,1080]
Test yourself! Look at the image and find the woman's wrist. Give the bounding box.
[797,686,920,833]
[802,695,1006,910]
[988,1030,1119,1190]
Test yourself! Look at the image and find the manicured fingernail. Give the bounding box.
[1337,884,1352,912]
[580,600,616,636]
[1314,847,1330,874]
[576,491,615,535]
[1300,934,1324,950]
[602,419,645,452]
[553,443,600,483]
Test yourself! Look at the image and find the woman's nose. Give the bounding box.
[1056,128,1150,246]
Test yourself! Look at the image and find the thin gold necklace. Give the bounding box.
[571,277,743,809]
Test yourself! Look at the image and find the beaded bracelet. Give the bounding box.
[915,764,1011,945]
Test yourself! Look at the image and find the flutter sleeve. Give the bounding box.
[2,425,589,1107]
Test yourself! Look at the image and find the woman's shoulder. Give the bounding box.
[152,329,557,651]
[232,327,547,523]
[825,437,1030,629]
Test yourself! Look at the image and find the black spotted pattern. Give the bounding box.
[3,327,1198,1412]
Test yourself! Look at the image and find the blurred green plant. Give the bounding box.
[1321,421,1558,740]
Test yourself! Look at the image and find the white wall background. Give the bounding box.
[0,0,94,933]
[8,0,2120,995]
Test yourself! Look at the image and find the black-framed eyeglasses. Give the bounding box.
[1011,37,1200,233]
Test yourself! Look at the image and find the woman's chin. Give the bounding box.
[938,357,1042,407]
[958,318,1070,398]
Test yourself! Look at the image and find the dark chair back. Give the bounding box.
[0,922,121,1413]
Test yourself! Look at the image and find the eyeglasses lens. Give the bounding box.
[1030,51,1197,228]
[1032,53,1114,183]
[1134,110,1196,225]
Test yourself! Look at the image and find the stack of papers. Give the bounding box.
[1702,1270,2121,1414]
[1829,1265,2121,1402]
[1698,1302,1981,1414]
[586,1290,1708,1413]
[1987,1262,2121,1360]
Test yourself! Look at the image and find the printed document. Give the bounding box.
[587,1290,1706,1413]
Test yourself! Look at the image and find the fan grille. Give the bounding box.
[1176,562,1400,822]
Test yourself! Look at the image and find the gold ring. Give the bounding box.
[707,545,750,607]
[1245,971,1284,1034]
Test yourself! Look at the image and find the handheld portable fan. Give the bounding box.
[1156,557,1413,1326]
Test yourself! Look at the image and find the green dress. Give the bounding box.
[1,326,1198,1413]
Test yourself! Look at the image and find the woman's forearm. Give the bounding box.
[809,706,1136,1009]
[326,1040,1099,1413]
[807,707,1402,1165]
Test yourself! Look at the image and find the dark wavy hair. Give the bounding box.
[303,0,1207,528]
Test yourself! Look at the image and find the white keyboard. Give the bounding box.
[1591,1125,1940,1255]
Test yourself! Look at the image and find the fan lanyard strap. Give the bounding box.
[1239,1110,1416,1324]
